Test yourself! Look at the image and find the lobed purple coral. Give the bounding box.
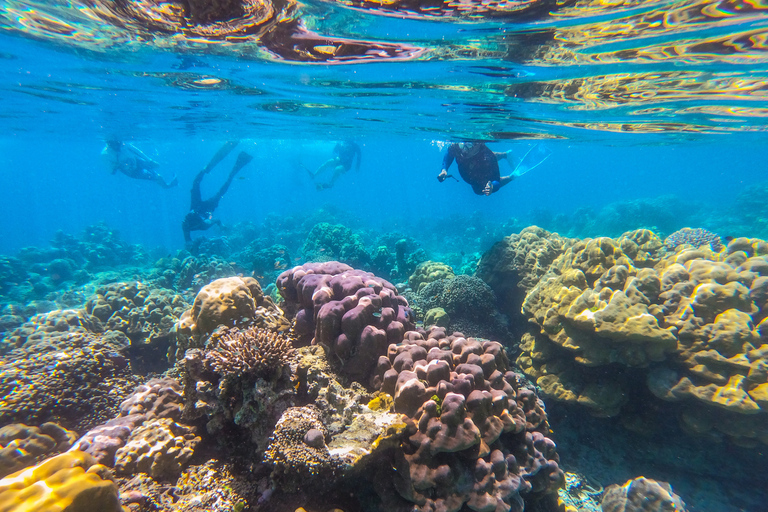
[277,261,414,383]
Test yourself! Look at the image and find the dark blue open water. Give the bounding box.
[0,1,767,511]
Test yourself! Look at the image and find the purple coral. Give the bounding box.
[277,261,414,384]
[664,228,723,252]
[375,327,564,511]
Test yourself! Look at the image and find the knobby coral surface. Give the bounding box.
[518,230,768,443]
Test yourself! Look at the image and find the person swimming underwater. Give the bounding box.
[437,142,512,196]
[182,141,253,243]
[307,140,361,190]
[102,140,178,189]
[437,141,550,196]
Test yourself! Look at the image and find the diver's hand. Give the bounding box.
[483,181,494,196]
[438,169,448,182]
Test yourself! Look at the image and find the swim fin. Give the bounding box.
[513,143,552,177]
[204,140,240,173]
[231,151,254,176]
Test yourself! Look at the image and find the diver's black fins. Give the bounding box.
[231,151,254,176]
[204,140,240,173]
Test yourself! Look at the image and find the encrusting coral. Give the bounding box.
[515,229,768,443]
[0,450,125,512]
[601,476,686,512]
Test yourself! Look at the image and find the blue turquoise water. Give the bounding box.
[1,1,768,511]
[1,0,767,253]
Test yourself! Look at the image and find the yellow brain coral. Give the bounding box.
[0,450,124,512]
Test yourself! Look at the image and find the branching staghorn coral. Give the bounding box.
[205,326,296,379]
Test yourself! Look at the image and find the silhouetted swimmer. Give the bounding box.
[307,140,361,190]
[182,141,253,243]
[102,140,178,189]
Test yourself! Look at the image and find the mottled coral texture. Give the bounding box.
[277,261,414,384]
[515,230,768,444]
[375,327,563,512]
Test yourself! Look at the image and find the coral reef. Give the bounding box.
[601,477,686,512]
[374,327,564,511]
[0,422,77,479]
[518,230,768,443]
[264,405,339,484]
[664,227,723,252]
[408,260,455,293]
[172,276,288,362]
[0,321,140,432]
[476,226,575,338]
[114,417,199,480]
[117,459,255,512]
[205,326,297,380]
[416,274,508,341]
[276,261,414,384]
[301,223,371,269]
[182,338,296,453]
[85,282,188,372]
[71,378,185,468]
[0,450,124,512]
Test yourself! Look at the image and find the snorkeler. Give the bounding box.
[437,142,550,196]
[308,140,361,190]
[182,141,253,243]
[437,142,513,196]
[102,140,178,189]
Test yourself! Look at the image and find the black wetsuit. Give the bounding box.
[182,168,237,243]
[442,143,500,195]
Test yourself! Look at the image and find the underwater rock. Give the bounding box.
[601,477,686,512]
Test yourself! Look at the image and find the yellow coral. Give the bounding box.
[0,450,123,512]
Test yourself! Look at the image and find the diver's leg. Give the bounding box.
[190,169,206,209]
[327,164,347,187]
[314,158,339,178]
[498,175,515,188]
[212,151,252,201]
